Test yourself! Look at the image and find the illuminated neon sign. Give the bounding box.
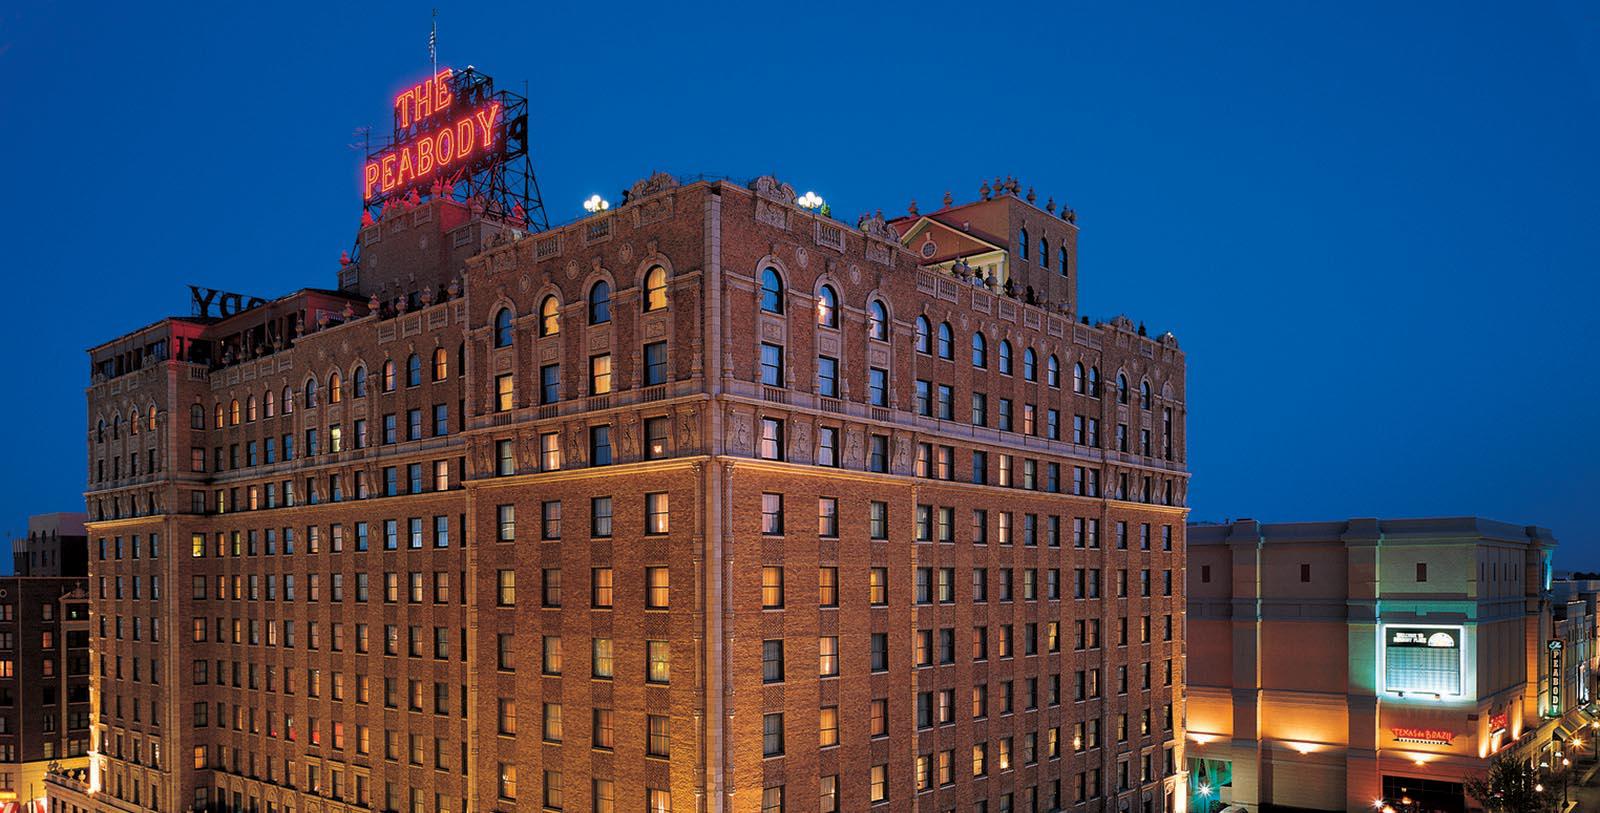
[1549,639,1564,716]
[362,67,508,204]
[1489,711,1509,733]
[1391,727,1455,745]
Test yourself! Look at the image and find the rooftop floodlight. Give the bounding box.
[583,194,610,213]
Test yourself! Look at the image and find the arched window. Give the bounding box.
[129,408,140,434]
[111,416,120,439]
[189,405,204,430]
[282,387,294,414]
[493,308,513,348]
[539,296,560,336]
[1088,366,1100,398]
[96,419,106,442]
[589,281,611,324]
[382,360,396,392]
[1046,355,1060,388]
[229,399,241,425]
[433,348,448,381]
[214,402,224,429]
[998,340,1013,375]
[246,395,257,421]
[867,300,888,341]
[1023,348,1038,381]
[971,332,987,368]
[264,389,276,417]
[1117,373,1129,404]
[406,354,422,387]
[1058,247,1069,276]
[1040,237,1049,267]
[351,367,367,398]
[936,322,953,359]
[816,285,838,328]
[147,404,159,429]
[914,316,931,354]
[328,372,343,404]
[1019,228,1030,260]
[760,268,785,314]
[643,266,668,312]
[1073,363,1085,394]
[1140,380,1152,410]
[304,379,318,409]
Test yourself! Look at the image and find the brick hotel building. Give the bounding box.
[58,172,1188,813]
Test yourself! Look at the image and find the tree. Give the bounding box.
[1465,752,1558,813]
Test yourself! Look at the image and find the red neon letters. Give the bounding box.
[364,103,500,202]
[394,68,454,129]
[363,67,501,202]
[1390,727,1455,745]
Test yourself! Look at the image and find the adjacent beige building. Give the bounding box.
[1185,517,1564,813]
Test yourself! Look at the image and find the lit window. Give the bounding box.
[589,355,612,395]
[645,493,669,535]
[816,284,838,327]
[643,266,668,312]
[539,296,560,336]
[867,300,888,341]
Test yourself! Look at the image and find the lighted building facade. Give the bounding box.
[3,513,92,813]
[57,168,1188,813]
[1185,518,1560,813]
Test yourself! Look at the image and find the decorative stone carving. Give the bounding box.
[677,405,697,451]
[566,423,586,466]
[893,434,911,472]
[857,210,897,243]
[619,412,639,460]
[729,409,751,452]
[629,172,679,200]
[750,175,796,203]
[844,429,864,468]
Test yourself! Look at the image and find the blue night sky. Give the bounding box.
[1,3,1596,565]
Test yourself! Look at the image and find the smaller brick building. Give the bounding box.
[2,513,92,813]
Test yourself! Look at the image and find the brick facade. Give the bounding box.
[62,171,1188,813]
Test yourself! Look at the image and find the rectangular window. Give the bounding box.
[644,417,669,459]
[643,341,668,386]
[817,426,839,467]
[645,493,669,535]
[758,417,784,460]
[540,364,561,404]
[868,367,888,406]
[589,354,612,395]
[817,355,839,398]
[761,493,784,535]
[494,374,514,412]
[760,343,784,387]
[590,497,613,538]
[590,425,612,466]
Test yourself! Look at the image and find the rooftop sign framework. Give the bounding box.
[358,65,546,231]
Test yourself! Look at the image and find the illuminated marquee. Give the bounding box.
[1391,727,1456,746]
[362,67,512,205]
[1383,625,1464,697]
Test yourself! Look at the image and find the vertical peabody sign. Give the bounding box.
[1549,640,1564,716]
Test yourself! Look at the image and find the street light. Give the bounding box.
[583,194,610,213]
[795,191,824,212]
